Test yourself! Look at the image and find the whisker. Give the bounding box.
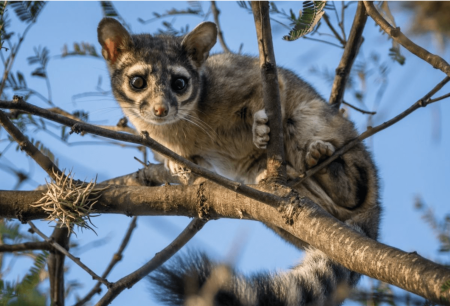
[181,113,217,138]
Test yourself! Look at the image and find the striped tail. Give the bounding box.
[148,248,360,306]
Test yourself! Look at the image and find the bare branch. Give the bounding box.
[342,100,376,115]
[364,1,450,77]
[0,184,449,304]
[329,1,368,108]
[28,221,111,288]
[1,95,450,302]
[0,98,282,207]
[74,217,138,306]
[210,1,231,53]
[293,76,450,184]
[322,13,346,46]
[251,1,287,184]
[96,218,207,306]
[0,241,52,252]
[0,97,62,180]
[48,227,70,306]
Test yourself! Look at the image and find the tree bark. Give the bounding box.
[1,184,449,305]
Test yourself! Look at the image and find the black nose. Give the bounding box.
[153,105,168,117]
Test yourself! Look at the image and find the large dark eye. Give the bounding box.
[130,76,146,90]
[171,77,188,92]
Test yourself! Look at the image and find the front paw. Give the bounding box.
[305,140,335,168]
[165,159,191,180]
[253,109,270,149]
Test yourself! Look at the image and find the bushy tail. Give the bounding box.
[148,248,360,306]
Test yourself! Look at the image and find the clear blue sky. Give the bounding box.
[1,2,449,305]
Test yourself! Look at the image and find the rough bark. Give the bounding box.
[47,227,69,306]
[251,1,287,184]
[1,184,449,305]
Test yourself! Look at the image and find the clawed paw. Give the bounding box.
[305,140,335,168]
[253,109,270,149]
[165,159,191,180]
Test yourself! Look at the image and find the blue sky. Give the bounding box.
[1,2,449,305]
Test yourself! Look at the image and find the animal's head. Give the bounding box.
[97,18,217,125]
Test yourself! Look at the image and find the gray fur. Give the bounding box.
[98,18,381,305]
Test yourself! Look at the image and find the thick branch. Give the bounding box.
[48,227,70,306]
[0,98,282,208]
[251,1,287,184]
[1,184,449,304]
[0,241,52,252]
[364,1,450,77]
[329,2,368,108]
[96,218,207,306]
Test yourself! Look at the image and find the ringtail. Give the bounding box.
[98,17,381,306]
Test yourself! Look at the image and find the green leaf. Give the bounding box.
[61,42,99,58]
[283,1,327,41]
[9,1,46,24]
[138,1,204,25]
[100,1,118,17]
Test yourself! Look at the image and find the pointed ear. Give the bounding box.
[97,18,133,65]
[181,22,217,67]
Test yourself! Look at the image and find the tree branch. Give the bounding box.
[1,95,450,302]
[251,1,287,184]
[210,1,231,53]
[74,217,138,306]
[1,184,449,304]
[342,100,376,115]
[364,1,450,77]
[0,241,52,252]
[28,221,111,288]
[95,218,207,306]
[48,227,70,306]
[322,13,346,46]
[292,76,450,185]
[0,97,62,180]
[329,1,367,108]
[0,98,283,208]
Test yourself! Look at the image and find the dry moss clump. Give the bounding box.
[33,170,107,234]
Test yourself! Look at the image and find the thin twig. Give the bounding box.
[95,218,207,306]
[74,217,138,306]
[428,92,450,104]
[292,76,450,186]
[0,22,34,96]
[364,1,450,77]
[322,13,346,46]
[342,100,376,115]
[251,1,287,184]
[28,221,111,288]
[329,1,367,108]
[302,36,343,48]
[210,1,231,53]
